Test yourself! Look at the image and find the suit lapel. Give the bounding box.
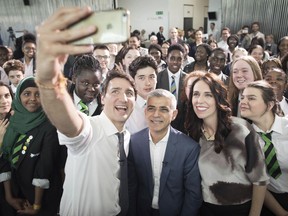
[178,71,186,102]
[162,70,170,91]
[142,129,154,196]
[159,127,177,197]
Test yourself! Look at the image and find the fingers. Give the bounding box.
[39,7,92,32]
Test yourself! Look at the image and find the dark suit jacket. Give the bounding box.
[156,69,186,132]
[156,32,166,45]
[0,120,63,215]
[128,127,202,216]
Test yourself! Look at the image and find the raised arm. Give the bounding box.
[35,7,96,137]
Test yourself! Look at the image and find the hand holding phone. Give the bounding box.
[68,9,130,45]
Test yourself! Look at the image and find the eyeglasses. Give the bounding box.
[95,55,110,60]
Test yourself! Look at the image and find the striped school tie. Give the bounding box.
[79,100,89,115]
[11,134,26,165]
[170,75,177,97]
[260,132,282,179]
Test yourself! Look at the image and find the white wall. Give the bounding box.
[207,0,222,34]
[118,0,208,39]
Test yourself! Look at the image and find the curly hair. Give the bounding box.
[185,73,232,153]
[3,59,25,76]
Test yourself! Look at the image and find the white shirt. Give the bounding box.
[217,40,229,52]
[23,58,34,77]
[167,69,181,101]
[58,112,130,216]
[126,95,147,134]
[149,127,170,209]
[73,91,98,116]
[279,96,288,117]
[252,115,288,193]
[10,84,17,94]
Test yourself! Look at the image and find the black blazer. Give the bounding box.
[0,120,63,215]
[156,69,187,133]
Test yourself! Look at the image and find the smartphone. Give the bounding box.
[68,9,130,45]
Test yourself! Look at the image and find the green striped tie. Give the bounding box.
[260,132,282,179]
[11,134,26,165]
[79,100,89,115]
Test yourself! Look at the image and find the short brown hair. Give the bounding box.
[3,59,25,76]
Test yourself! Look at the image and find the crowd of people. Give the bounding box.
[0,6,287,216]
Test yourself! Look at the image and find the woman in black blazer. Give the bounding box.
[0,77,63,215]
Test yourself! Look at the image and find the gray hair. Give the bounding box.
[147,89,177,110]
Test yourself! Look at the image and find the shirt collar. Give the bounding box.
[148,126,171,144]
[167,68,181,78]
[73,91,96,105]
[252,114,283,134]
[99,112,127,136]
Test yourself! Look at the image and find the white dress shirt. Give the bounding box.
[149,127,170,209]
[279,96,288,117]
[58,112,130,216]
[23,58,34,77]
[126,95,147,134]
[252,115,288,193]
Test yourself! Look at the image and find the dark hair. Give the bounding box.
[0,81,14,100]
[22,33,36,47]
[278,36,288,57]
[251,21,260,28]
[131,30,140,37]
[281,52,288,73]
[101,70,136,97]
[114,45,139,69]
[248,44,264,58]
[3,59,25,75]
[211,47,225,55]
[246,80,280,115]
[196,43,213,57]
[250,37,265,48]
[207,39,218,47]
[148,44,162,55]
[130,34,140,41]
[227,34,239,46]
[129,56,157,78]
[93,44,109,52]
[167,44,185,55]
[72,54,101,77]
[185,73,232,153]
[262,58,282,76]
[221,27,231,34]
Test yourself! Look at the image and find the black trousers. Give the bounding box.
[200,201,251,216]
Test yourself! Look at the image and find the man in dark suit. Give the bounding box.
[128,89,202,216]
[156,44,186,132]
[156,26,166,45]
[208,48,230,87]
